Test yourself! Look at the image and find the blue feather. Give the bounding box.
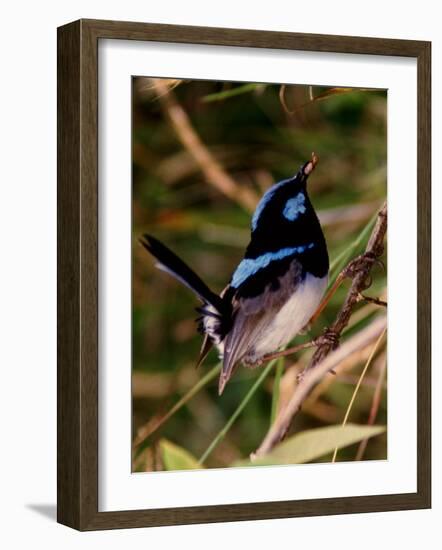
[283,192,306,221]
[231,243,315,288]
[251,178,291,231]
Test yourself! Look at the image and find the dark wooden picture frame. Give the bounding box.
[57,18,431,531]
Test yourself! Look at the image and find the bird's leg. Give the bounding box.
[242,355,265,368]
[312,327,340,350]
[259,330,340,378]
[260,304,343,365]
[260,252,385,366]
[309,271,346,326]
[344,251,385,278]
[294,328,340,383]
[260,340,318,363]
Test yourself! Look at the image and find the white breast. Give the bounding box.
[252,273,328,356]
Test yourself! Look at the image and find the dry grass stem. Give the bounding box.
[254,316,387,457]
[151,79,258,211]
[306,202,387,373]
[355,352,387,461]
[331,326,387,462]
[253,203,387,456]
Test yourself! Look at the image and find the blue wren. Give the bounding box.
[140,153,329,395]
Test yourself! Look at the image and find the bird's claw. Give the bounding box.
[343,251,385,277]
[242,356,264,369]
[313,328,340,350]
[343,252,377,278]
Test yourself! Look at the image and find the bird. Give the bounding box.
[140,153,329,395]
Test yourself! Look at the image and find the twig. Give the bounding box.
[254,316,387,457]
[151,79,258,212]
[260,202,387,366]
[305,202,387,373]
[302,341,377,409]
[253,202,387,456]
[358,294,387,307]
[281,338,377,423]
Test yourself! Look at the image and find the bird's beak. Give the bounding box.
[303,152,319,176]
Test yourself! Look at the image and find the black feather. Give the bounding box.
[140,234,225,313]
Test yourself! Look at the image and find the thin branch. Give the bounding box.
[151,79,258,212]
[281,338,377,423]
[302,342,376,409]
[254,316,387,457]
[358,294,387,307]
[305,201,387,374]
[253,202,387,456]
[260,202,387,366]
[279,85,292,115]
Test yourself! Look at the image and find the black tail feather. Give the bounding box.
[139,234,224,313]
[195,334,214,369]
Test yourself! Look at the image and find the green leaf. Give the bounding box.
[160,439,204,471]
[234,424,386,467]
[270,358,284,426]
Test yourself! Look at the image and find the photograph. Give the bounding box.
[131,78,388,472]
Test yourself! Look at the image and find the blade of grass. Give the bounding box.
[270,358,284,426]
[354,351,387,461]
[133,363,221,450]
[279,86,378,115]
[199,359,277,464]
[309,87,377,104]
[332,327,387,462]
[202,83,263,103]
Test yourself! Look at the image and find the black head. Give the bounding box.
[230,154,329,298]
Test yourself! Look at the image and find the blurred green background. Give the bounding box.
[132,79,387,472]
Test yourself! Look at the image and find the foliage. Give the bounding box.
[160,424,385,471]
[132,79,387,471]
[234,424,386,467]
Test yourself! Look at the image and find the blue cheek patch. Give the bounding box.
[283,193,306,221]
[231,243,314,288]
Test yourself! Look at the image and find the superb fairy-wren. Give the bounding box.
[141,153,329,394]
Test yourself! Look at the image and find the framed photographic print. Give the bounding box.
[57,19,431,530]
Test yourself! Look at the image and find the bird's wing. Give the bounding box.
[219,259,303,394]
[219,305,272,394]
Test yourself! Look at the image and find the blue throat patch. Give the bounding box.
[231,243,315,288]
[283,192,306,221]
